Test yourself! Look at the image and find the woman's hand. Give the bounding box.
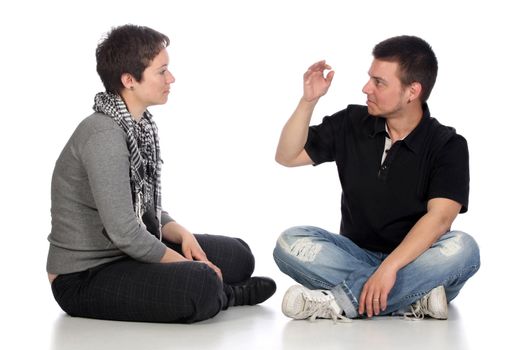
[180,231,206,261]
[161,221,223,280]
[180,231,223,280]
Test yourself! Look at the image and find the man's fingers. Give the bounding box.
[358,288,367,315]
[326,70,335,84]
[305,60,332,75]
[380,294,388,311]
[359,285,384,317]
[307,60,326,71]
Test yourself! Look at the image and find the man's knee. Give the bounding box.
[435,231,481,275]
[440,231,479,257]
[277,226,320,243]
[455,231,480,267]
[275,226,324,263]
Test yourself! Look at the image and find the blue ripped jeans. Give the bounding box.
[273,226,480,318]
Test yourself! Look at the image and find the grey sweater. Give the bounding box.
[46,113,172,275]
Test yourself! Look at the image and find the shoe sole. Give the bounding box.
[429,285,448,320]
[281,285,306,319]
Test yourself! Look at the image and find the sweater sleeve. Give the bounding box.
[81,128,167,262]
[161,211,175,226]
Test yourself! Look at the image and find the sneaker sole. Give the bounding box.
[281,285,307,319]
[429,285,448,320]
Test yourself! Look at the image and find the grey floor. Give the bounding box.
[4,271,518,350]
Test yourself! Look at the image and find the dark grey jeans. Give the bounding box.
[51,234,255,323]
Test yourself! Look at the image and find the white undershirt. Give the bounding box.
[381,136,392,165]
[381,123,393,164]
[382,123,408,164]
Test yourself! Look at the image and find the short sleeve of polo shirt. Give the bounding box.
[427,134,470,213]
[304,109,347,165]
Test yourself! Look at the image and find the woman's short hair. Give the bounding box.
[96,24,170,94]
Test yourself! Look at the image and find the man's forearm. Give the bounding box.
[275,98,317,165]
[380,198,461,273]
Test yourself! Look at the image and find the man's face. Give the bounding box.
[362,59,410,118]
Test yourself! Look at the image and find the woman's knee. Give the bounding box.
[195,234,255,282]
[233,237,255,279]
[179,263,225,322]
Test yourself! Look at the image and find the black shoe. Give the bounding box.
[230,276,276,306]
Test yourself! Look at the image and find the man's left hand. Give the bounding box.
[358,265,397,317]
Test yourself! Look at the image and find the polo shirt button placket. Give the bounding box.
[378,164,389,180]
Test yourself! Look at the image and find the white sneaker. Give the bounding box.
[282,285,351,323]
[405,285,448,320]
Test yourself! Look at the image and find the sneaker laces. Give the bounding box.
[403,298,429,321]
[302,292,352,324]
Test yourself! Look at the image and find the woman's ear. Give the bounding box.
[121,73,135,90]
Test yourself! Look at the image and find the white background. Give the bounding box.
[1,0,523,348]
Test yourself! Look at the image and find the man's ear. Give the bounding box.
[121,73,135,90]
[408,81,422,103]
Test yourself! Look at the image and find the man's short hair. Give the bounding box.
[373,35,438,102]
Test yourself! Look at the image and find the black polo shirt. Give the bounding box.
[305,104,469,253]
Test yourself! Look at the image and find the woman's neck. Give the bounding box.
[120,91,145,121]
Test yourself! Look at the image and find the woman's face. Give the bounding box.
[133,48,175,108]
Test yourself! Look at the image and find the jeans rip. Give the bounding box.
[289,238,323,262]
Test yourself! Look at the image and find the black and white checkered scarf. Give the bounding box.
[93,92,162,238]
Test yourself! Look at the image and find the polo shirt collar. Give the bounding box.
[371,103,432,155]
[402,103,431,154]
[372,117,387,137]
